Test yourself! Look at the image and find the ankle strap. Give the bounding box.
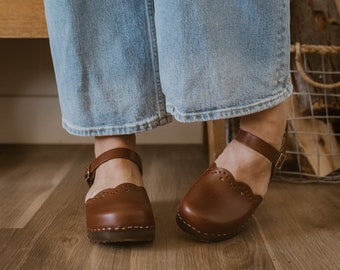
[84,148,143,187]
[235,129,286,170]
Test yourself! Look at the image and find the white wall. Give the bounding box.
[0,39,203,144]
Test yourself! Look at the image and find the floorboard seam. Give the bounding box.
[253,215,282,270]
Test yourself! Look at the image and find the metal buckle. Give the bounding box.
[275,153,286,170]
[84,166,94,187]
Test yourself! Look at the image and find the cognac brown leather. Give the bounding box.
[84,148,155,242]
[176,129,285,242]
[85,147,143,187]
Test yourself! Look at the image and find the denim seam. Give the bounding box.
[145,0,169,121]
[272,0,290,91]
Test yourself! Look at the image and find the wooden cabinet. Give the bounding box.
[0,0,48,38]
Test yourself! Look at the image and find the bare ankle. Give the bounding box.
[86,134,142,201]
[240,100,289,149]
[95,134,136,157]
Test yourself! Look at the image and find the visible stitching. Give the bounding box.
[88,225,155,232]
[177,212,247,238]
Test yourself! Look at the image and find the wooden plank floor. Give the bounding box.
[0,145,339,270]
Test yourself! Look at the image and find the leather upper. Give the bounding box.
[178,164,262,238]
[177,129,285,241]
[84,148,155,242]
[86,183,155,231]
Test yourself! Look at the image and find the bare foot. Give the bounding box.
[215,100,289,196]
[85,134,143,202]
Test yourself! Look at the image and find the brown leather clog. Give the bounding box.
[85,148,155,243]
[176,129,285,242]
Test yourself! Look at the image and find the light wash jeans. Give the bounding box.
[44,0,292,136]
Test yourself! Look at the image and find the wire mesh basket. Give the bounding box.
[276,43,340,183]
[225,43,340,183]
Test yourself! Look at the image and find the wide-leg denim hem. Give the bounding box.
[62,114,173,136]
[45,0,293,137]
[62,84,292,136]
[168,84,293,123]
